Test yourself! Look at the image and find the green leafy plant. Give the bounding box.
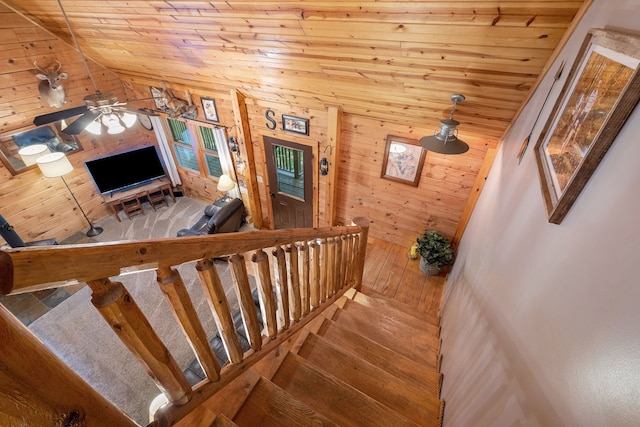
[416,230,454,269]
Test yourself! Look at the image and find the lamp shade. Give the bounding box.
[18,144,51,166]
[217,174,236,192]
[419,93,470,155]
[36,152,73,177]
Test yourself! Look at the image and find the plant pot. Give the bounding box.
[419,256,441,276]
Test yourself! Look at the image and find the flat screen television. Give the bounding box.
[85,146,166,195]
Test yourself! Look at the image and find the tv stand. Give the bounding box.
[103,177,175,222]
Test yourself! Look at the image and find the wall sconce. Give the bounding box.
[320,145,332,176]
[228,136,239,153]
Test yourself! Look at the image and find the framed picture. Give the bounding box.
[282,115,309,135]
[380,135,426,187]
[534,29,640,224]
[201,97,219,122]
[149,86,167,110]
[0,124,82,176]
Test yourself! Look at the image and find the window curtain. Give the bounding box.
[214,127,240,199]
[151,116,182,187]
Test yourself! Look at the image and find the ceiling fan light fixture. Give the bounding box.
[85,119,102,135]
[420,94,470,155]
[121,112,137,128]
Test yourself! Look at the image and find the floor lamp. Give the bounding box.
[36,152,104,237]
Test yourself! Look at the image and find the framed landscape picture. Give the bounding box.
[534,29,640,224]
[380,135,426,187]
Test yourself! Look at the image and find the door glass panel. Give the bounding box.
[273,144,304,200]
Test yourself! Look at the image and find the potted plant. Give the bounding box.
[416,230,454,275]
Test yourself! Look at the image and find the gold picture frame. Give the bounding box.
[534,29,640,224]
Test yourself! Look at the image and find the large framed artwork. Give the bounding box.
[534,29,640,224]
[380,135,426,187]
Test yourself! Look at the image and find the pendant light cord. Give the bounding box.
[56,0,99,92]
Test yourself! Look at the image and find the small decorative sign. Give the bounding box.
[282,115,309,135]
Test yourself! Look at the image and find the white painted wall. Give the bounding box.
[441,1,640,425]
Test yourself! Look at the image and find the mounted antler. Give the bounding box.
[34,60,68,108]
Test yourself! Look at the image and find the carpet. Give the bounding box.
[29,197,250,425]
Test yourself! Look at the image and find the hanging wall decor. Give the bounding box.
[534,28,640,224]
[381,135,426,187]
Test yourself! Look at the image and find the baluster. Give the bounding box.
[156,266,221,380]
[335,234,344,291]
[298,242,311,316]
[352,217,371,289]
[309,240,320,310]
[272,245,290,330]
[196,259,243,364]
[344,234,354,287]
[251,249,278,339]
[318,238,328,302]
[327,237,336,298]
[228,254,262,351]
[86,278,191,405]
[286,244,301,322]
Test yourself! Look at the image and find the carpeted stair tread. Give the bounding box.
[292,331,442,425]
[329,306,439,368]
[346,289,440,327]
[268,351,422,427]
[315,317,442,395]
[234,376,337,426]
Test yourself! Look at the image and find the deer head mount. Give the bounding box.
[34,61,68,108]
[159,82,198,119]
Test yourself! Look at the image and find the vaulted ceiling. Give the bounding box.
[5,1,587,147]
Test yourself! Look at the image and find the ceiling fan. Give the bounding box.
[33,0,157,135]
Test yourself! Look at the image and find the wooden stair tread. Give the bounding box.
[364,288,441,324]
[270,351,422,427]
[234,377,337,426]
[346,289,440,327]
[293,331,442,425]
[197,369,262,421]
[213,413,239,427]
[342,297,440,337]
[329,306,439,368]
[316,318,442,396]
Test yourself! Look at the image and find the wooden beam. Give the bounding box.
[231,88,263,228]
[0,304,136,426]
[324,105,342,226]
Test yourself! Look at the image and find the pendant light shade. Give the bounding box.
[420,94,470,155]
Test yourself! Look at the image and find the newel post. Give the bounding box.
[351,217,371,290]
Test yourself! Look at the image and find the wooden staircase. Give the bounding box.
[177,288,444,427]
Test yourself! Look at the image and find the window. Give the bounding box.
[163,117,227,179]
[200,127,222,178]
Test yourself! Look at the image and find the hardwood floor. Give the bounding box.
[360,236,445,320]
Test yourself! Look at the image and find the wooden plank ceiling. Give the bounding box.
[4,0,586,147]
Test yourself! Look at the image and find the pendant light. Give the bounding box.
[420,94,470,155]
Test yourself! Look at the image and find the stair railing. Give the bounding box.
[0,217,370,426]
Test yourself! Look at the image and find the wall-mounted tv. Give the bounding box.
[85,146,166,195]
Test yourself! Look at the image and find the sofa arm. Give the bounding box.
[176,228,204,237]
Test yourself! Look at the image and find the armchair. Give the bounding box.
[0,215,58,248]
[177,198,245,237]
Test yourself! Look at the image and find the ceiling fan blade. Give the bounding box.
[61,110,102,135]
[33,105,89,126]
[122,107,159,116]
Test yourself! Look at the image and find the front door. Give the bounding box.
[263,136,313,229]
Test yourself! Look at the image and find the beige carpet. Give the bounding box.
[29,197,250,425]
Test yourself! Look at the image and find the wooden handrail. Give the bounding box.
[0,218,370,426]
[0,225,361,295]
